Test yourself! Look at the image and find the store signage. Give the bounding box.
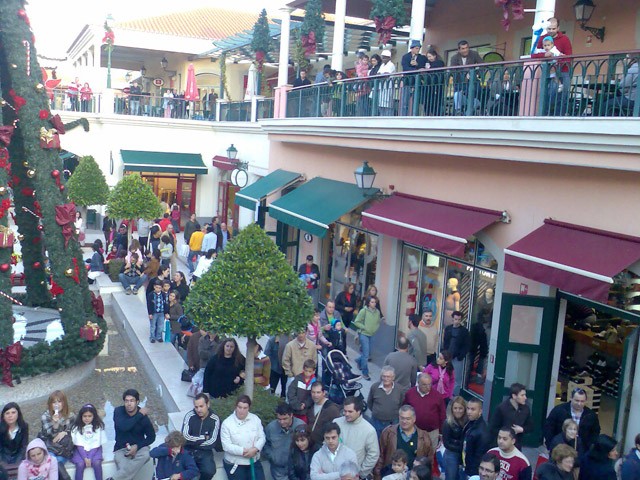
[153,78,165,87]
[520,283,529,295]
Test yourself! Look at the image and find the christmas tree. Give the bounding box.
[0,0,106,382]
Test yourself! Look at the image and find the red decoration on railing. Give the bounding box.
[0,342,23,387]
[374,16,396,45]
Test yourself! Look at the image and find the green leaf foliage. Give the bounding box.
[301,0,325,47]
[212,387,282,427]
[67,155,109,207]
[370,0,409,26]
[251,9,272,56]
[185,223,313,339]
[107,173,163,222]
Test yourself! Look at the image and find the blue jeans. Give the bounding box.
[187,250,201,273]
[119,273,146,291]
[149,312,165,340]
[223,460,265,480]
[356,333,371,375]
[443,449,463,480]
[369,416,394,438]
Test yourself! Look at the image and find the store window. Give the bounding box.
[396,238,497,398]
[323,220,378,310]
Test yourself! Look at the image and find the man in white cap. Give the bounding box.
[378,49,396,116]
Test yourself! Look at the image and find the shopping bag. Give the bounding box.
[187,368,204,397]
[164,320,171,343]
[179,244,190,257]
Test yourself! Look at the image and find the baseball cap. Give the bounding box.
[381,49,392,57]
[410,40,421,49]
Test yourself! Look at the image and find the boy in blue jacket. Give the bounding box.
[150,431,199,480]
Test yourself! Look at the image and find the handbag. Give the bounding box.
[179,244,190,257]
[187,369,204,397]
[181,368,195,382]
[42,432,74,458]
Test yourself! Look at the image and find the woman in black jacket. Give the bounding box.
[203,338,245,398]
[0,403,28,466]
[579,434,618,480]
[288,425,318,480]
[548,419,586,462]
[537,444,578,480]
[441,396,467,480]
[335,282,357,328]
[424,48,446,116]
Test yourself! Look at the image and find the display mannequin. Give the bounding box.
[444,278,461,327]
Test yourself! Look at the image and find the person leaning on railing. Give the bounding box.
[603,57,637,117]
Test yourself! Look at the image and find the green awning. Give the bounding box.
[121,150,208,175]
[268,177,378,238]
[235,169,303,210]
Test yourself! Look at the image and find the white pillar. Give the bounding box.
[409,0,426,52]
[533,0,555,28]
[278,8,293,86]
[331,0,347,72]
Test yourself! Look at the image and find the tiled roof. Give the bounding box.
[116,7,260,40]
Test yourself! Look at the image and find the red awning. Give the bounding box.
[212,155,239,171]
[361,193,505,257]
[504,219,640,302]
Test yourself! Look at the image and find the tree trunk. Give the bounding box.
[127,220,133,249]
[244,336,257,399]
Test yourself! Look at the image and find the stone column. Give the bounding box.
[409,0,426,51]
[278,8,294,86]
[533,0,555,28]
[331,0,347,72]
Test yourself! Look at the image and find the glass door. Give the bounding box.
[490,293,558,446]
[176,177,196,228]
[616,327,639,451]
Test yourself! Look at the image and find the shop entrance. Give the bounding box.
[490,293,558,446]
[138,173,197,228]
[557,292,639,450]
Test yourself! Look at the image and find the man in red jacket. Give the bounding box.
[532,18,573,115]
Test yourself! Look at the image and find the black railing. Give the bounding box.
[286,51,639,119]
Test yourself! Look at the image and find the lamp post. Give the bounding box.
[354,161,377,190]
[573,0,605,42]
[227,144,238,160]
[104,14,114,89]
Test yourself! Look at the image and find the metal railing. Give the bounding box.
[286,51,639,119]
[51,89,275,122]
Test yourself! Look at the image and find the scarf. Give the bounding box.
[27,456,52,480]
[436,366,446,395]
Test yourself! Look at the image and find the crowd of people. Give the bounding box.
[4,383,637,480]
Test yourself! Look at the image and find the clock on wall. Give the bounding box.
[231,168,248,188]
[304,233,313,242]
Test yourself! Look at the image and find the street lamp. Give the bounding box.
[140,65,147,77]
[227,144,238,160]
[104,14,114,89]
[125,71,132,83]
[354,161,377,190]
[161,57,169,69]
[573,0,605,42]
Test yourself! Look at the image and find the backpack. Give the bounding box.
[178,315,194,331]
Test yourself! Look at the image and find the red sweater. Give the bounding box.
[532,31,573,72]
[403,386,446,432]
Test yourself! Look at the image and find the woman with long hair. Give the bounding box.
[203,338,246,398]
[424,47,446,116]
[579,434,618,480]
[335,282,357,328]
[0,403,28,466]
[441,396,467,480]
[171,271,190,303]
[365,284,383,314]
[38,391,74,480]
[424,351,455,403]
[288,425,318,480]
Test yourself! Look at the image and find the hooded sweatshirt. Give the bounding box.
[18,438,58,480]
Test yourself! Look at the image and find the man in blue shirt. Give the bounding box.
[111,389,156,480]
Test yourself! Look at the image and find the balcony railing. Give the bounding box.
[286,51,639,119]
[51,89,274,122]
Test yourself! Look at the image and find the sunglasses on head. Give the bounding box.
[571,387,586,397]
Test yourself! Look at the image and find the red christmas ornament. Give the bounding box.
[17,9,30,26]
[32,261,42,269]
[39,110,49,120]
[51,170,60,179]
[37,224,44,231]
[8,90,26,113]
[59,185,65,192]
[0,263,9,272]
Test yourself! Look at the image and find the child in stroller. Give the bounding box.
[323,349,365,409]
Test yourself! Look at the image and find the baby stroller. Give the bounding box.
[323,349,366,410]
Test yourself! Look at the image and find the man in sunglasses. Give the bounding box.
[543,387,601,451]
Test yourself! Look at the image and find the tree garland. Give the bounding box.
[292,31,310,76]
[369,0,409,45]
[219,53,232,101]
[301,0,324,56]
[251,9,272,74]
[0,0,106,380]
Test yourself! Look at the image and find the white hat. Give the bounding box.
[381,49,392,57]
